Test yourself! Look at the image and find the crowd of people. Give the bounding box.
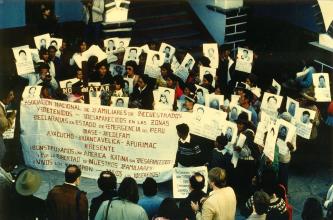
[0,0,333,220]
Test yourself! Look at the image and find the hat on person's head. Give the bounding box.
[235,112,249,124]
[15,169,41,196]
[251,87,261,98]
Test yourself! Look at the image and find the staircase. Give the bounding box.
[128,0,214,57]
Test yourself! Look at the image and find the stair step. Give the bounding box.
[134,11,189,21]
[129,3,186,17]
[134,20,193,32]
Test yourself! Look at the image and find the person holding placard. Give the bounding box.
[191,167,236,220]
[233,112,258,205]
[175,123,205,167]
[277,112,297,193]
[200,74,215,94]
[129,74,154,110]
[239,90,258,126]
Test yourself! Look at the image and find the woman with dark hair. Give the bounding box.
[95,177,148,220]
[129,74,154,110]
[154,198,181,220]
[89,171,118,220]
[125,60,140,86]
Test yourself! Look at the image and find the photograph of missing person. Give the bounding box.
[12,45,35,75]
[34,33,51,50]
[146,51,164,67]
[205,94,224,110]
[229,106,239,122]
[222,121,238,144]
[123,47,141,65]
[286,97,299,117]
[313,73,329,89]
[199,66,217,86]
[104,37,118,54]
[261,92,283,111]
[195,106,205,122]
[22,86,42,99]
[111,96,129,108]
[110,64,125,77]
[195,85,208,105]
[312,73,331,102]
[116,37,131,52]
[159,43,175,63]
[49,38,63,51]
[277,125,288,141]
[181,53,195,71]
[123,77,134,95]
[203,43,218,68]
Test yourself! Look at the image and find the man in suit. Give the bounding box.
[0,86,16,167]
[191,167,236,220]
[46,165,88,220]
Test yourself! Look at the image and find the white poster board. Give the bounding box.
[295,107,316,139]
[110,96,129,108]
[313,73,331,102]
[235,47,253,73]
[22,86,42,100]
[20,99,189,183]
[172,166,208,198]
[203,43,219,69]
[12,45,35,75]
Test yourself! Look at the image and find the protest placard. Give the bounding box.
[3,110,15,139]
[34,33,51,50]
[20,98,189,183]
[159,43,176,63]
[22,86,42,100]
[199,66,217,86]
[12,45,35,75]
[172,166,208,198]
[110,96,129,108]
[295,107,316,139]
[313,73,331,102]
[203,43,219,68]
[235,47,253,73]
[205,94,224,110]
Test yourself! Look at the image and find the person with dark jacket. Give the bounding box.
[46,165,88,220]
[89,171,118,220]
[179,172,207,220]
[129,74,154,110]
[10,169,47,220]
[175,123,206,167]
